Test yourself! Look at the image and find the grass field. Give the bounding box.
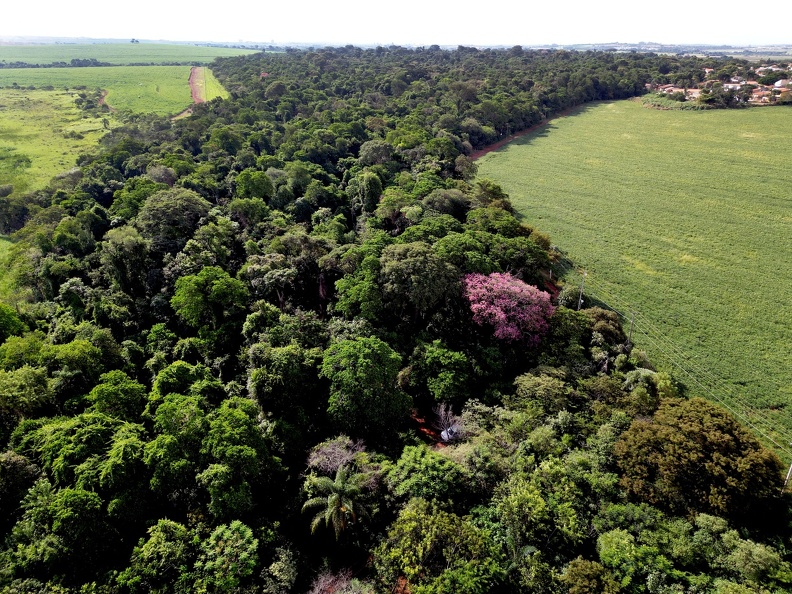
[477,100,792,459]
[0,66,195,114]
[0,88,108,193]
[0,43,259,65]
[192,67,229,102]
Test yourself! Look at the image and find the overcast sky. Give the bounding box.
[2,0,789,47]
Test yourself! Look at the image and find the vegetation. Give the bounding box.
[0,66,196,114]
[477,99,792,441]
[0,43,259,66]
[0,89,108,194]
[0,45,789,594]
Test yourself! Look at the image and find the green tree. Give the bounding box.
[302,465,371,540]
[117,519,195,594]
[171,266,249,331]
[135,188,211,256]
[373,498,503,594]
[194,520,258,593]
[614,397,784,522]
[320,336,411,438]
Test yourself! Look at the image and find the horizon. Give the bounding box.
[2,0,791,49]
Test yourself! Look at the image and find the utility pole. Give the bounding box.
[783,449,792,494]
[627,311,635,346]
[576,271,587,311]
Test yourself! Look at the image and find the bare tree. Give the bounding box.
[307,435,365,475]
[433,403,464,442]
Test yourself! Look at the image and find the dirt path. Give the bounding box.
[97,89,116,112]
[172,67,205,120]
[189,66,206,105]
[469,104,589,160]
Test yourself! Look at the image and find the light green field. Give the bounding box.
[478,100,792,457]
[0,66,195,114]
[0,88,108,193]
[0,43,259,65]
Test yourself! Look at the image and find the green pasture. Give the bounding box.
[0,43,259,65]
[0,66,195,114]
[0,88,107,193]
[478,100,792,449]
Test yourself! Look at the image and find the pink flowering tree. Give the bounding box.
[463,272,555,344]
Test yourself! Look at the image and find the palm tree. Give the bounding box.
[302,465,371,540]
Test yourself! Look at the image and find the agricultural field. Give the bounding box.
[0,88,107,193]
[0,65,195,114]
[478,100,792,455]
[0,43,259,65]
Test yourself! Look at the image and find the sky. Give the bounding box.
[1,0,790,47]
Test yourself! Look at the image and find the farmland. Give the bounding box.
[478,100,792,447]
[0,65,195,114]
[0,88,107,193]
[0,43,259,65]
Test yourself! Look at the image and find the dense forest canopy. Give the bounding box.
[0,46,789,593]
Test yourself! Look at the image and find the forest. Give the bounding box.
[0,45,789,594]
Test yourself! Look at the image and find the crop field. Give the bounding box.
[0,66,195,114]
[478,100,792,454]
[0,88,107,193]
[0,43,259,65]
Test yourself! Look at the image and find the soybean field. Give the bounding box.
[478,100,792,447]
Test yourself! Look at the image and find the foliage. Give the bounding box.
[320,336,411,438]
[373,498,503,594]
[463,272,554,343]
[302,465,372,539]
[614,397,784,522]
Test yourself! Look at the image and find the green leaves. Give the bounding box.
[320,336,410,438]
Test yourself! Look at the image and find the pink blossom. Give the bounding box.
[463,272,555,344]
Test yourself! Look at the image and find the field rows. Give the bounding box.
[0,43,258,65]
[478,100,792,440]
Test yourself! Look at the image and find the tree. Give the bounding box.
[171,266,249,331]
[373,498,503,594]
[117,519,195,594]
[235,168,274,201]
[614,397,784,522]
[302,465,371,539]
[463,272,555,344]
[194,520,258,593]
[386,444,468,503]
[379,241,459,320]
[135,188,211,256]
[320,336,411,438]
[0,303,25,344]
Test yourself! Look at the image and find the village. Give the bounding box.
[648,62,792,104]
